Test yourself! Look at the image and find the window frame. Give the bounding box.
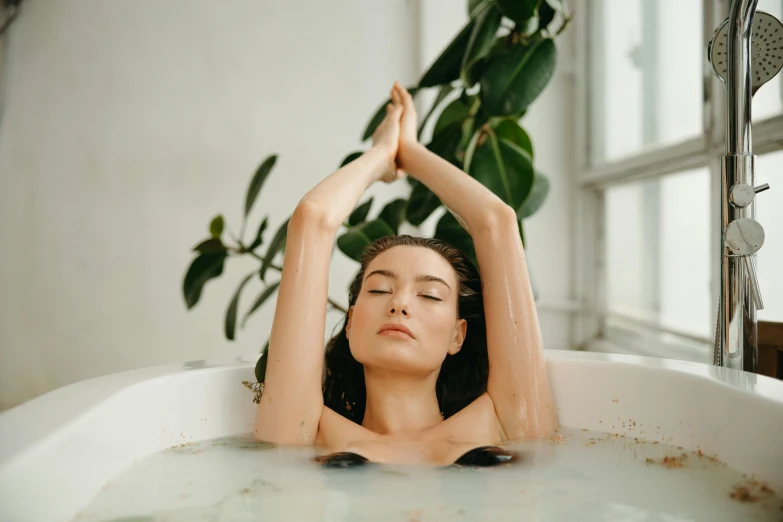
[572,0,783,362]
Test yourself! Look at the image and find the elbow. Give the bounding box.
[476,203,518,233]
[290,199,335,232]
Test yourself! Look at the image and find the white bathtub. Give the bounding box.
[1,350,782,522]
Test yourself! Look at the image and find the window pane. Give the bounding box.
[590,0,703,163]
[753,151,783,322]
[753,0,783,121]
[605,168,712,338]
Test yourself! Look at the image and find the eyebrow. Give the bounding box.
[365,269,452,291]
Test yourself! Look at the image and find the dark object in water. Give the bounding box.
[316,446,516,468]
[316,452,370,468]
[454,445,516,467]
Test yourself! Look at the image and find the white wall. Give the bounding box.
[0,0,420,410]
[0,0,576,410]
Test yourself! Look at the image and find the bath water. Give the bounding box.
[72,427,782,522]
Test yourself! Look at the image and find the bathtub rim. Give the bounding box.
[2,348,782,469]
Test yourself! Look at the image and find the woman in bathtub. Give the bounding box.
[253,82,557,467]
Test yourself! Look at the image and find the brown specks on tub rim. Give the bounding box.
[729,477,774,503]
[693,448,721,463]
[645,453,688,469]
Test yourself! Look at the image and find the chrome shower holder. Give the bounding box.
[707,1,783,371]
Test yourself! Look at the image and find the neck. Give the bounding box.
[361,366,443,435]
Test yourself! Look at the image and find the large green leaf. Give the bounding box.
[418,84,456,140]
[427,122,464,165]
[468,132,535,212]
[461,3,503,87]
[468,0,492,17]
[494,0,538,25]
[493,118,534,157]
[245,155,277,217]
[193,237,226,255]
[433,96,474,137]
[340,151,363,167]
[259,218,289,280]
[518,171,550,219]
[434,211,477,266]
[348,198,373,227]
[362,87,421,141]
[242,281,281,327]
[183,252,228,309]
[248,217,269,252]
[337,219,394,262]
[419,21,475,88]
[209,215,224,238]
[406,180,442,226]
[225,273,255,341]
[255,342,269,382]
[480,38,557,116]
[378,198,407,234]
[490,34,513,57]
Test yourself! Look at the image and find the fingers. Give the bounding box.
[392,88,403,108]
[392,81,414,109]
[386,92,402,120]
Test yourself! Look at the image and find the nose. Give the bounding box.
[388,294,409,316]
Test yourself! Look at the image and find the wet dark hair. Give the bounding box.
[322,235,489,423]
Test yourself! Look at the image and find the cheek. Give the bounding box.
[346,301,376,358]
[420,305,459,343]
[350,300,376,334]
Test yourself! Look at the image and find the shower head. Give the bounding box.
[708,11,783,95]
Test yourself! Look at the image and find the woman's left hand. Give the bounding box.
[371,86,405,184]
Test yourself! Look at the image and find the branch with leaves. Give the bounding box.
[182,0,570,383]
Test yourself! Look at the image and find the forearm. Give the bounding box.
[298,147,389,231]
[398,141,510,232]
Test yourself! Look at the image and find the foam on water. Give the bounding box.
[73,428,783,522]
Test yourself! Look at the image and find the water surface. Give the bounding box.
[73,427,783,522]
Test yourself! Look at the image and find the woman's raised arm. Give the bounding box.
[394,83,557,440]
[254,98,405,444]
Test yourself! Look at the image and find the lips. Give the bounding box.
[377,323,415,339]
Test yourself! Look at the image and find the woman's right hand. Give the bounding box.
[395,82,418,144]
[392,82,419,169]
[371,87,405,184]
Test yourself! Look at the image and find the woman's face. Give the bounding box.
[345,245,467,376]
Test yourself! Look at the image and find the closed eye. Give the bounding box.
[368,290,441,302]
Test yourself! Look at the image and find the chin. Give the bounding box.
[353,341,442,376]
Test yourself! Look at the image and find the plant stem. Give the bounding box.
[329,298,349,314]
[555,14,572,36]
[227,225,241,246]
